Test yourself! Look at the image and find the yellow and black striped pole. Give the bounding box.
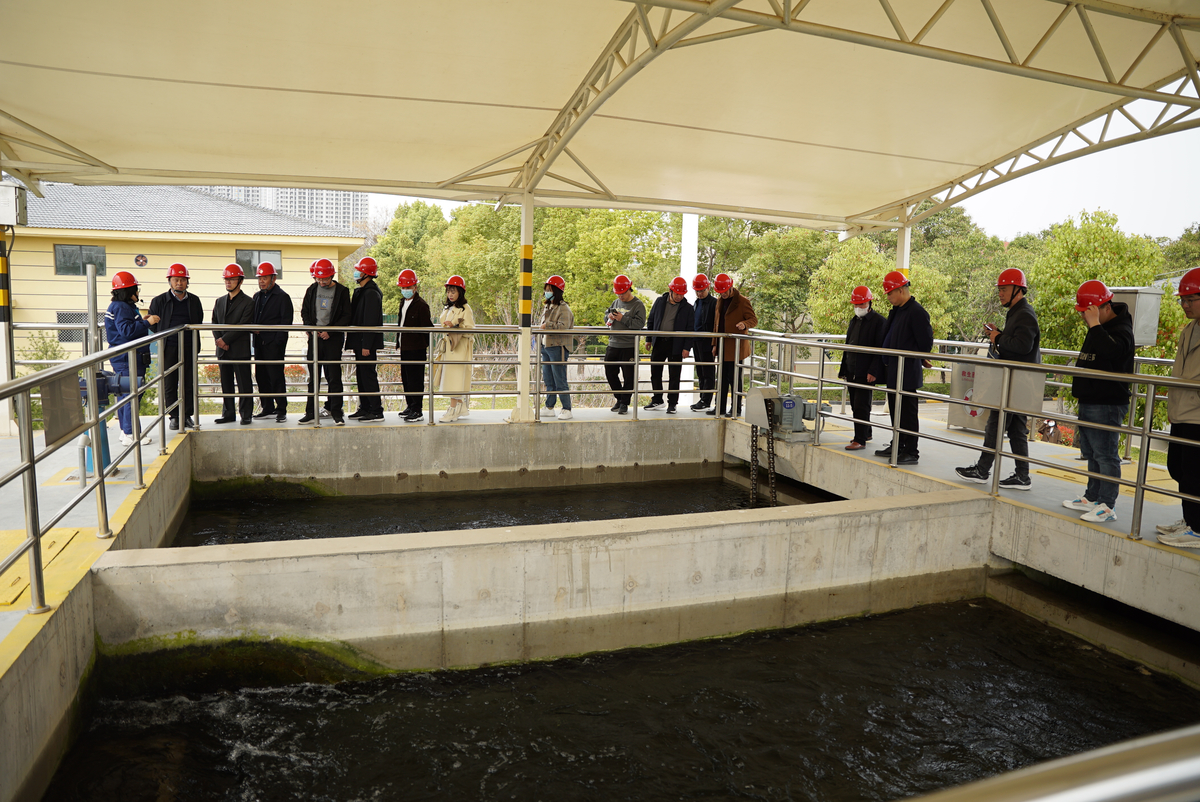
[508,194,536,422]
[0,230,16,433]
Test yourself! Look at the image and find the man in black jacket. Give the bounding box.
[838,285,887,450]
[1062,280,1136,524]
[955,269,1042,489]
[149,263,205,430]
[643,277,694,414]
[347,257,385,421]
[395,269,434,421]
[299,258,352,425]
[251,261,295,422]
[212,263,255,425]
[868,271,934,465]
[690,274,718,411]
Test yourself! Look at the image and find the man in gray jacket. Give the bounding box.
[955,268,1041,489]
[1158,266,1200,548]
[603,274,646,415]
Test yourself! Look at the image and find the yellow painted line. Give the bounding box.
[0,528,81,604]
[1033,462,1174,504]
[42,464,135,487]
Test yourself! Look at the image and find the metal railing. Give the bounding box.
[3,320,1197,617]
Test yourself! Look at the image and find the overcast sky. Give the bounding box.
[370,126,1200,245]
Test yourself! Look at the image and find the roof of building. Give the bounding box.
[21,182,360,238]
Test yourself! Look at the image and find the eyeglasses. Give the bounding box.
[1181,297,1199,306]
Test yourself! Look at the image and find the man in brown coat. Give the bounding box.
[708,273,757,417]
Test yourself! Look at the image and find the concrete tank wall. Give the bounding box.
[91,490,991,671]
[189,419,725,495]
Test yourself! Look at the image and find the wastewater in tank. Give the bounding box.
[44,600,1200,801]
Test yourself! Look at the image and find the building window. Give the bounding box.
[56,311,106,345]
[235,249,283,278]
[54,245,107,276]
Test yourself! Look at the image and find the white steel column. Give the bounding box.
[507,194,535,423]
[895,215,912,280]
[680,213,699,406]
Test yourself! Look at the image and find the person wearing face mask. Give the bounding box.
[346,257,385,421]
[395,269,434,421]
[149,263,204,430]
[837,286,887,450]
[539,275,575,420]
[955,269,1041,490]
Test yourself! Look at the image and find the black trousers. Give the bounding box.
[605,346,635,405]
[976,410,1030,478]
[693,340,715,406]
[255,342,288,414]
[718,360,743,416]
[848,383,873,443]
[355,349,382,413]
[400,349,427,412]
[649,343,683,407]
[1168,422,1200,529]
[885,387,920,456]
[162,346,194,420]
[219,359,253,421]
[305,335,345,417]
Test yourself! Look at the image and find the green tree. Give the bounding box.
[741,227,837,333]
[807,237,892,335]
[867,202,983,258]
[1163,222,1200,278]
[697,216,782,277]
[369,200,450,309]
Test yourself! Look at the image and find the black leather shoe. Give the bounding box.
[214,416,236,424]
[896,453,919,465]
[617,404,628,415]
[253,409,274,419]
[705,408,718,416]
[168,419,179,430]
[184,417,195,428]
[610,401,621,412]
[874,443,892,456]
[240,418,252,425]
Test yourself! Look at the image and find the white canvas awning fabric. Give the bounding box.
[2,0,1199,232]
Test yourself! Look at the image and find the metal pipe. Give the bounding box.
[715,345,724,416]
[19,391,50,614]
[631,334,641,421]
[192,327,201,431]
[813,348,825,447]
[427,330,436,426]
[85,263,112,538]
[311,330,321,428]
[890,354,903,467]
[176,328,185,429]
[77,435,88,488]
[130,377,145,489]
[157,336,168,455]
[989,365,1013,496]
[1128,380,1156,541]
[533,329,542,417]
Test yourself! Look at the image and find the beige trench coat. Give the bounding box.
[433,303,475,394]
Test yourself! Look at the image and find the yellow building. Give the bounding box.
[9,183,363,360]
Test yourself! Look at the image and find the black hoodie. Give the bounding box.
[1071,300,1135,405]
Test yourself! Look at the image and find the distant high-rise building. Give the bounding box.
[199,186,368,231]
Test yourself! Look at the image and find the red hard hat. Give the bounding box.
[997,268,1027,289]
[713,273,734,293]
[545,275,566,292]
[312,258,336,279]
[883,271,909,293]
[693,274,710,292]
[166,263,189,279]
[256,261,278,277]
[397,269,418,288]
[613,274,632,294]
[850,285,874,304]
[445,275,465,290]
[669,277,688,296]
[309,261,317,277]
[222,263,244,279]
[1075,280,1114,312]
[355,256,378,277]
[111,271,139,290]
[1177,267,1200,297]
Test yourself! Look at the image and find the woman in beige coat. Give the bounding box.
[433,275,475,422]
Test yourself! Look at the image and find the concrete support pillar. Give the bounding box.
[507,194,536,423]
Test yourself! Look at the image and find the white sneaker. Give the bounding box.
[1157,527,1200,549]
[118,433,133,447]
[458,407,469,417]
[1080,504,1117,523]
[1155,518,1188,536]
[139,433,154,445]
[557,408,573,420]
[1062,496,1097,512]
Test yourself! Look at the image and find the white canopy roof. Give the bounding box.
[2,0,1198,232]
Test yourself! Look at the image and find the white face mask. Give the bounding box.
[854,306,869,318]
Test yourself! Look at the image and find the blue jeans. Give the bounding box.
[115,369,145,436]
[540,345,571,410]
[1077,402,1127,508]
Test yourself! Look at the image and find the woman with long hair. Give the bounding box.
[433,275,475,422]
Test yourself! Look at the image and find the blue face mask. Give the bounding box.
[544,290,554,300]
[353,270,364,281]
[401,288,415,299]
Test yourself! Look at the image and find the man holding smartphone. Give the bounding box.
[955,269,1041,489]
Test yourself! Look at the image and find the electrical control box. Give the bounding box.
[0,182,29,226]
